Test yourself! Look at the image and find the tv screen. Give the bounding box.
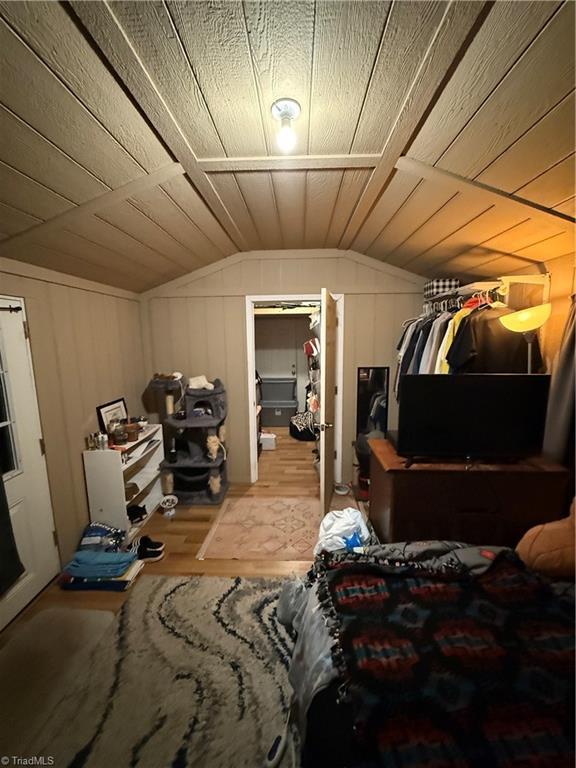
[397,374,550,460]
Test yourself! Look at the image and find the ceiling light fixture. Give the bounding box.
[271,98,301,154]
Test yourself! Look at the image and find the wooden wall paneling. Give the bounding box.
[1,240,138,291]
[160,175,236,257]
[234,173,283,249]
[0,17,146,188]
[271,171,306,249]
[97,201,202,274]
[366,181,457,261]
[0,105,110,204]
[242,1,315,155]
[33,230,155,291]
[304,171,343,248]
[96,0,222,159]
[0,201,41,236]
[168,1,267,156]
[222,296,250,482]
[309,1,389,154]
[341,1,489,248]
[0,0,171,173]
[325,170,372,248]
[204,295,227,382]
[351,1,445,154]
[67,215,183,281]
[69,1,247,250]
[514,231,575,262]
[167,297,192,376]
[0,161,74,220]
[148,299,174,374]
[129,186,222,265]
[385,191,493,269]
[408,1,560,168]
[208,173,262,249]
[435,3,575,179]
[458,255,543,278]
[476,90,575,193]
[45,283,91,544]
[259,258,284,292]
[554,197,575,217]
[186,297,209,375]
[404,206,530,276]
[352,172,421,253]
[515,155,575,208]
[240,259,263,295]
[443,219,567,275]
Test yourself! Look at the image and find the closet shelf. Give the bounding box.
[159,453,225,470]
[164,414,225,429]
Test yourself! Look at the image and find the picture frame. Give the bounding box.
[96,398,128,432]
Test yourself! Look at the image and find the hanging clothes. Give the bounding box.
[394,317,423,397]
[408,316,436,374]
[418,311,452,374]
[446,304,543,373]
[434,305,475,374]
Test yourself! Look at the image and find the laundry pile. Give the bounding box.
[59,522,165,591]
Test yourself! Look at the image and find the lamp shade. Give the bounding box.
[499,302,552,333]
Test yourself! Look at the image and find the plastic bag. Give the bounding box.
[313,507,370,555]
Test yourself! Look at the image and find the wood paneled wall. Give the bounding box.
[141,250,424,484]
[0,258,147,563]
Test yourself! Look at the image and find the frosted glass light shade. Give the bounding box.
[277,119,297,153]
[499,303,552,333]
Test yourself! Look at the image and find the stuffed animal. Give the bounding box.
[516,498,575,580]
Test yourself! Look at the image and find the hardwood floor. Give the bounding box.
[1,428,322,640]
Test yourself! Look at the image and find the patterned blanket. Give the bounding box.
[314,546,574,767]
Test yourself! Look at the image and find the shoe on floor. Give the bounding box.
[137,546,165,563]
[141,535,165,552]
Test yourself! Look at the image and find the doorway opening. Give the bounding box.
[245,293,344,504]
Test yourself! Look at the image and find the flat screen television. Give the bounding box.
[397,374,550,461]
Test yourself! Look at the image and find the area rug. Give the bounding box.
[22,575,295,768]
[197,497,322,561]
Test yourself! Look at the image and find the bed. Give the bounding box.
[280,541,574,768]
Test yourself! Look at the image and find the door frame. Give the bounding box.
[245,293,344,484]
[0,295,60,629]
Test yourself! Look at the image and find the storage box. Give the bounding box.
[423,278,460,299]
[261,400,298,427]
[260,432,277,450]
[260,377,296,401]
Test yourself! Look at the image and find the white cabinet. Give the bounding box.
[82,425,164,543]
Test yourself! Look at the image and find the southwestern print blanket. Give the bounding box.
[315,548,574,768]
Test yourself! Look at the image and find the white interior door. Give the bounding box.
[319,289,337,515]
[0,298,59,631]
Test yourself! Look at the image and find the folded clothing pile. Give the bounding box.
[60,549,142,592]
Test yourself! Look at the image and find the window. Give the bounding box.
[0,343,19,477]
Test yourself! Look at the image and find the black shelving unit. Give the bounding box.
[161,379,228,505]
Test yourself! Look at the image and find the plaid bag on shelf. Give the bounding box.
[423,278,461,299]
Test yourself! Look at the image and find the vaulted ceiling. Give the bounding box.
[0,0,574,292]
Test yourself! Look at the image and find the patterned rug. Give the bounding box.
[197,497,322,561]
[24,576,295,768]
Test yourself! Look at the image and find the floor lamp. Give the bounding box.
[499,303,552,373]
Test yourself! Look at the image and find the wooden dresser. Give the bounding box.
[368,439,569,547]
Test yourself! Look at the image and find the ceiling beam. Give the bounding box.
[69,0,249,250]
[199,154,380,173]
[396,155,576,229]
[0,161,184,255]
[338,0,492,250]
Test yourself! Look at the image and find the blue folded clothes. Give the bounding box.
[65,549,136,579]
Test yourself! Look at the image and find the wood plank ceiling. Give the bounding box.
[0,0,574,291]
